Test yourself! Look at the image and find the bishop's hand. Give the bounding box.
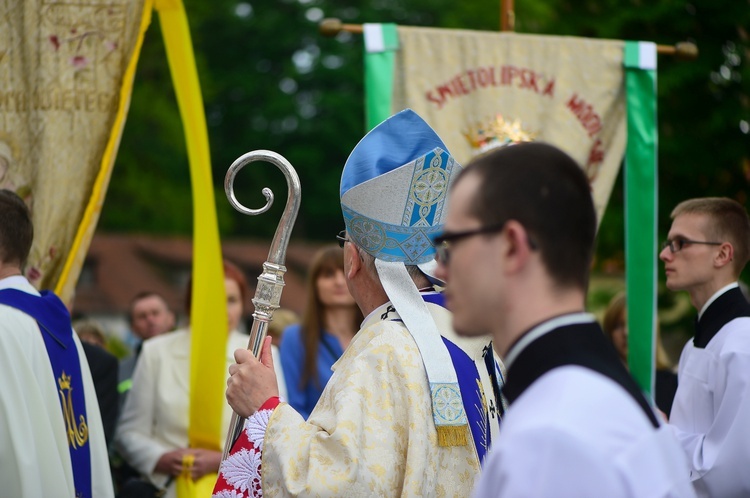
[226,336,279,417]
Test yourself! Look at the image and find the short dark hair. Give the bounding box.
[128,291,170,323]
[0,190,33,266]
[457,142,596,291]
[671,197,750,276]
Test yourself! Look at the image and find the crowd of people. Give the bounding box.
[2,108,750,497]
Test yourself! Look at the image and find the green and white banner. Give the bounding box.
[365,25,626,222]
[364,26,658,396]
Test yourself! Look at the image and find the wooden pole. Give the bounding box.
[318,18,698,60]
[501,0,515,31]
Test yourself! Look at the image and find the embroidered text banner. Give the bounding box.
[0,0,150,301]
[368,26,627,222]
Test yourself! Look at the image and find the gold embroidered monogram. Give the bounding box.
[58,371,89,448]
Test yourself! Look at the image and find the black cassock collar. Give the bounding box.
[695,287,750,349]
[502,322,659,428]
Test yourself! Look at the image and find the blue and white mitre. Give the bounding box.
[340,109,468,446]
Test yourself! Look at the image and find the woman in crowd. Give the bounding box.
[280,245,362,419]
[602,292,679,415]
[116,260,273,498]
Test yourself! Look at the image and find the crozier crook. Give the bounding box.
[222,150,301,460]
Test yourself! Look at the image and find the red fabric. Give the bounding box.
[257,397,282,412]
[212,397,281,498]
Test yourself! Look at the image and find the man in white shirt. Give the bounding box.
[659,197,750,497]
[0,189,113,497]
[434,143,695,497]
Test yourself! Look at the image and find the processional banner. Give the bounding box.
[0,0,150,303]
[364,25,658,396]
[2,3,227,494]
[365,25,626,222]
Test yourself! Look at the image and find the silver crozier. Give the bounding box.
[222,150,301,460]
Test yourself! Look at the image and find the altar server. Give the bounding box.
[660,197,750,497]
[434,143,695,497]
[0,189,113,498]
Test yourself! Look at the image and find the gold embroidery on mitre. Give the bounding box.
[463,115,536,157]
[58,371,89,448]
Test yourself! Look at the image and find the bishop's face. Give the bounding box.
[435,173,505,337]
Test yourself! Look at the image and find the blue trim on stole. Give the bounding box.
[421,292,497,464]
[0,288,93,498]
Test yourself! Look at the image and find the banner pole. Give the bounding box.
[501,0,515,31]
[318,19,698,59]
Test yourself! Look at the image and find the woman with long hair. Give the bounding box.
[280,245,362,419]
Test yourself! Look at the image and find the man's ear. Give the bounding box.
[715,242,735,270]
[503,220,534,273]
[345,243,362,280]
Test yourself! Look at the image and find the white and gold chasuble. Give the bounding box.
[215,300,501,497]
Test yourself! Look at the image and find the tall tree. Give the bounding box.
[100,0,749,259]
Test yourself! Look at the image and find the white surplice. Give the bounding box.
[474,315,695,498]
[669,317,750,497]
[475,367,694,498]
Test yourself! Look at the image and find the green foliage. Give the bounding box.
[99,0,750,256]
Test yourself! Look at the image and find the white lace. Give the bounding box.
[244,408,272,451]
[213,490,245,498]
[212,408,273,498]
[221,449,263,493]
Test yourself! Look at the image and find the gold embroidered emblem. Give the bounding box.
[463,114,536,157]
[58,371,88,448]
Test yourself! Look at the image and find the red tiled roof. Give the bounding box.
[73,233,322,317]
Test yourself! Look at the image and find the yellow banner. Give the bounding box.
[391,27,626,221]
[154,0,228,484]
[0,0,150,301]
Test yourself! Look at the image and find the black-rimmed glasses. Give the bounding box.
[433,222,507,265]
[662,237,723,253]
[336,230,351,248]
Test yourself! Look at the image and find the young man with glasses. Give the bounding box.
[434,143,695,497]
[214,110,504,497]
[659,197,750,497]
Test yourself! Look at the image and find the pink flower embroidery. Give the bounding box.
[26,266,42,283]
[70,55,88,70]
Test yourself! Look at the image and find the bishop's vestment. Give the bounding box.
[214,297,502,497]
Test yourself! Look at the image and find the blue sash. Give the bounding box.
[0,288,92,498]
[411,292,502,464]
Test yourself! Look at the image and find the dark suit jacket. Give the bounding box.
[81,341,120,448]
